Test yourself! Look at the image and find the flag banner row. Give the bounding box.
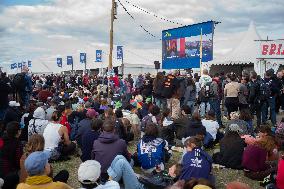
[56,46,124,67]
[10,61,32,70]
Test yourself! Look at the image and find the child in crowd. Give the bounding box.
[201,110,220,148]
[180,136,213,182]
[137,123,169,173]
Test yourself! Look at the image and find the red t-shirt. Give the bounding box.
[277,158,284,189]
[60,114,71,135]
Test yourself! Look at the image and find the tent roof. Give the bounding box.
[211,21,261,65]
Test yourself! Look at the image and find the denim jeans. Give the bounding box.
[186,100,195,114]
[200,102,210,117]
[155,98,166,110]
[107,155,144,189]
[0,108,7,120]
[262,96,276,126]
[209,99,222,126]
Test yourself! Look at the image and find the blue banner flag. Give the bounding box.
[18,62,22,68]
[28,60,32,67]
[117,46,123,60]
[80,53,86,63]
[57,58,62,67]
[96,50,102,62]
[67,56,73,65]
[11,63,17,69]
[22,61,27,67]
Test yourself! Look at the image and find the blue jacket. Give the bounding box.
[180,148,212,180]
[137,137,165,169]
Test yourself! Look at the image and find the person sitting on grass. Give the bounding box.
[43,111,76,161]
[78,160,119,189]
[81,119,103,162]
[16,151,72,189]
[92,119,131,182]
[19,134,69,184]
[137,123,169,174]
[138,163,182,189]
[225,111,249,136]
[201,110,220,148]
[184,111,206,139]
[242,136,277,181]
[212,124,245,169]
[180,136,214,182]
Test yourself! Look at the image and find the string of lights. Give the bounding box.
[117,0,161,40]
[123,0,184,26]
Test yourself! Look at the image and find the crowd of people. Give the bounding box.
[0,66,284,189]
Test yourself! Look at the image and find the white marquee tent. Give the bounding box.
[203,21,282,76]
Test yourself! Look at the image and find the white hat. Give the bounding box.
[9,101,20,107]
[78,160,101,184]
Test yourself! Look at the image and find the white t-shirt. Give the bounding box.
[43,122,62,150]
[201,119,219,140]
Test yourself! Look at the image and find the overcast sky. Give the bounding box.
[0,0,283,73]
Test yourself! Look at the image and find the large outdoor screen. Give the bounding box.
[162,21,214,69]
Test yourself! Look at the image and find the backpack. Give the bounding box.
[199,82,212,101]
[13,73,26,91]
[259,80,272,101]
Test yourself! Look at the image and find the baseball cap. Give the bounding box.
[78,160,101,184]
[25,151,50,176]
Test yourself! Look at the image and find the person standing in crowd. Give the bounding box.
[224,73,241,119]
[239,75,249,110]
[162,71,179,111]
[198,69,212,118]
[16,67,32,110]
[153,72,165,109]
[248,71,262,128]
[0,72,12,120]
[278,70,284,113]
[183,77,196,114]
[209,74,223,126]
[262,70,279,127]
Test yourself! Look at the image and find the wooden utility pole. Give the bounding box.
[108,0,115,97]
[109,0,115,71]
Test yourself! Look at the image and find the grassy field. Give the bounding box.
[52,141,262,189]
